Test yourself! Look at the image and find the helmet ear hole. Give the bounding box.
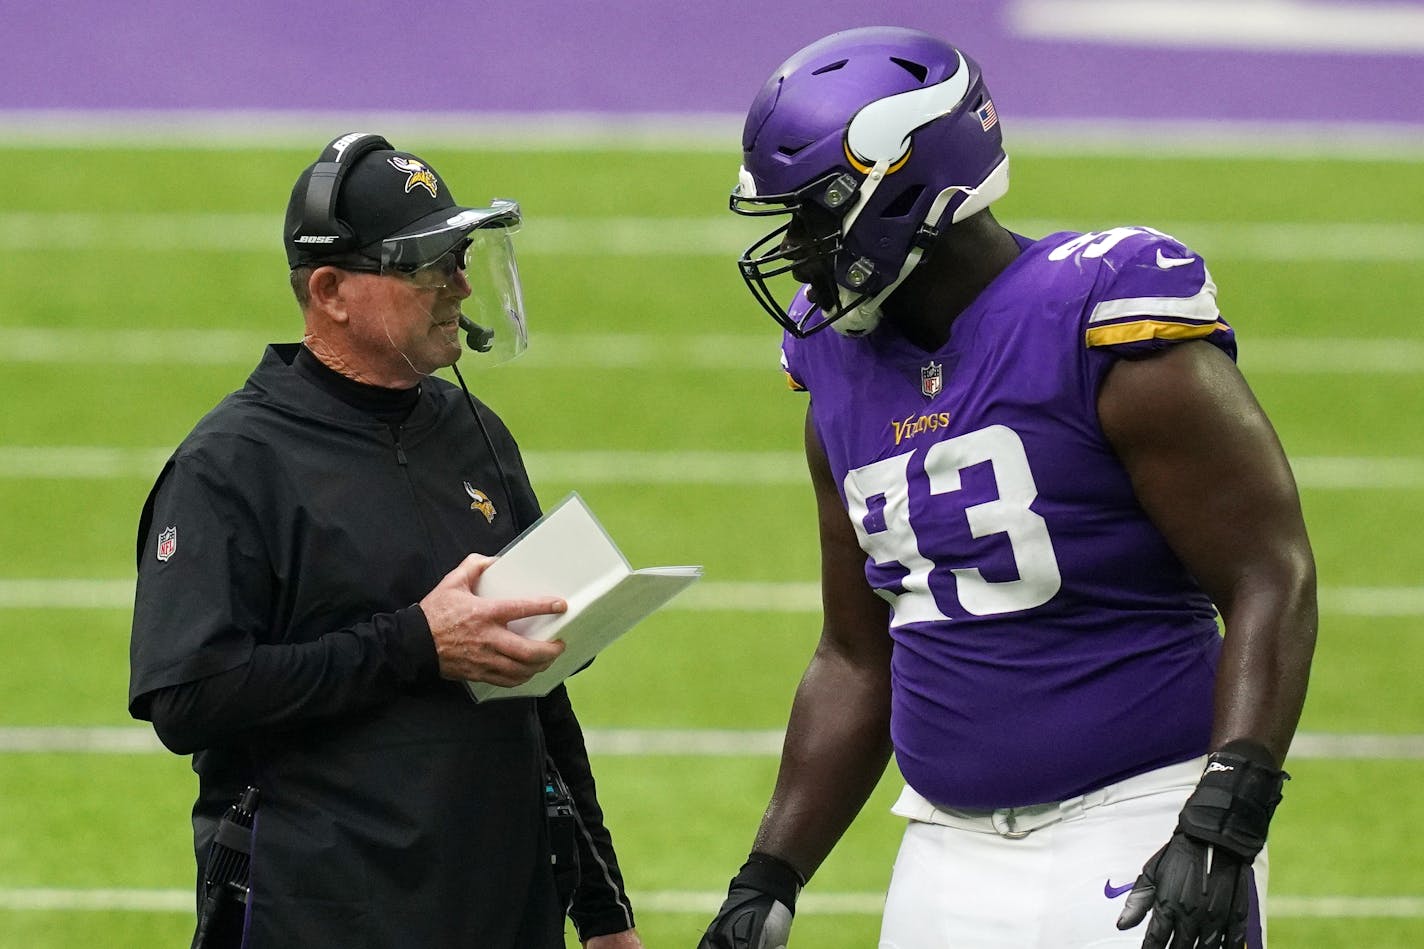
[882,184,925,219]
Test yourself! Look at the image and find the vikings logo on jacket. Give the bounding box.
[464,482,496,523]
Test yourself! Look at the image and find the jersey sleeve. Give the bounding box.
[129,440,441,740]
[129,448,269,702]
[1069,227,1237,362]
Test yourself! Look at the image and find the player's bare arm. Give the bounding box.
[1098,339,1317,763]
[751,405,897,875]
[698,407,894,949]
[1100,339,1316,946]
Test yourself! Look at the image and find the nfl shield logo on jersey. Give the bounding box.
[921,361,944,398]
[156,526,177,562]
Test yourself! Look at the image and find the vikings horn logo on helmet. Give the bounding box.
[843,51,972,174]
[464,482,496,524]
[388,156,438,197]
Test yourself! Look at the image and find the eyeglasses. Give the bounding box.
[385,240,472,290]
[336,240,471,290]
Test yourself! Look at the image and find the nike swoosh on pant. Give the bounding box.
[1104,880,1136,898]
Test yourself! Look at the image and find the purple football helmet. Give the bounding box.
[730,27,1009,337]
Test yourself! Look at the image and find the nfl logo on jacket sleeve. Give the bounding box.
[156,526,177,562]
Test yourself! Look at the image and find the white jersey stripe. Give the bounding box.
[1086,283,1220,325]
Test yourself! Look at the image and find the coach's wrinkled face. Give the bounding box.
[336,264,472,385]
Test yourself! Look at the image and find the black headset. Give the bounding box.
[288,132,393,257]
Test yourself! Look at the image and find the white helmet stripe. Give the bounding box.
[736,165,759,199]
[845,52,971,166]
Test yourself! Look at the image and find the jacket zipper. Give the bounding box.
[393,431,408,466]
[390,425,439,572]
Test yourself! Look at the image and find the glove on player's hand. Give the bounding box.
[1117,749,1287,949]
[697,852,803,949]
[1117,831,1251,948]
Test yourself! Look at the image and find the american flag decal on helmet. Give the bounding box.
[976,100,998,132]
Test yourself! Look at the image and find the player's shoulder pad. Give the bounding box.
[1044,226,1226,353]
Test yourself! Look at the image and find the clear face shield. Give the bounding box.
[379,199,530,368]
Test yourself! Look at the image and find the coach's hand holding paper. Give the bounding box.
[421,554,570,687]
[464,493,702,702]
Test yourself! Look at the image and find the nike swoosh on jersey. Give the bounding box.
[1156,249,1197,269]
[1104,880,1136,899]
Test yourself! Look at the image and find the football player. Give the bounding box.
[697,27,1316,949]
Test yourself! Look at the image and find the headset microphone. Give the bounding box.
[458,315,495,353]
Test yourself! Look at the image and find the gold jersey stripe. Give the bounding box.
[1085,319,1230,349]
[786,371,807,392]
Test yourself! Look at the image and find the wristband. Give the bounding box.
[731,851,805,909]
[1176,751,1288,860]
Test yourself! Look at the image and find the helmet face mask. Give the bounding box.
[729,27,1010,338]
[732,171,866,337]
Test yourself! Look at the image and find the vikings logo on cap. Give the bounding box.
[464,482,496,524]
[388,156,438,198]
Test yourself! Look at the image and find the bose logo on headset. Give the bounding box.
[329,131,378,158]
[294,235,338,243]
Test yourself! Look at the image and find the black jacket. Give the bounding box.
[129,344,633,947]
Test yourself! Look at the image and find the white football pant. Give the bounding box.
[878,758,1270,948]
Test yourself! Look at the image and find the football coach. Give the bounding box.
[129,132,643,949]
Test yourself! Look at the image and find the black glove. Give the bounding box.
[698,852,804,949]
[1117,748,1288,949]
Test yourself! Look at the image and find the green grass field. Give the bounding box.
[1,136,1422,947]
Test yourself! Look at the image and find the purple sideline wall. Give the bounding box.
[3,1,1421,126]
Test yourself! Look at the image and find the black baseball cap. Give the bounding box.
[284,133,516,270]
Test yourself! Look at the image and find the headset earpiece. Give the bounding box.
[289,132,394,257]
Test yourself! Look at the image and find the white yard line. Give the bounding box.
[1,110,1421,160]
[1,327,1421,372]
[2,213,1423,260]
[1009,0,1424,53]
[1,447,1422,489]
[1,726,1422,760]
[0,885,1419,917]
[2,578,1424,617]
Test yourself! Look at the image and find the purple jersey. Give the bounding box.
[782,227,1234,809]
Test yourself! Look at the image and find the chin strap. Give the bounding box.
[831,183,980,337]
